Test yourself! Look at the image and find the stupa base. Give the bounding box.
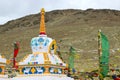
[0,74,74,80]
[14,74,74,80]
[0,75,8,80]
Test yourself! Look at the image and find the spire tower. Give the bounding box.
[40,8,46,35]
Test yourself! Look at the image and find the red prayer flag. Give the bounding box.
[14,42,19,58]
[13,42,19,69]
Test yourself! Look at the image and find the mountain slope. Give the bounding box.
[0,9,120,71]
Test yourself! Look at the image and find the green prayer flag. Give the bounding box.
[69,46,76,69]
[100,32,109,78]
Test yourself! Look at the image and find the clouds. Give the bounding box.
[0,0,120,24]
[84,0,120,10]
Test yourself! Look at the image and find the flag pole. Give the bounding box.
[13,42,19,69]
[98,29,103,80]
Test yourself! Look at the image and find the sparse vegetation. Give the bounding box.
[0,9,120,72]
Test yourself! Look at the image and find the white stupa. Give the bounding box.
[0,54,6,78]
[12,8,74,80]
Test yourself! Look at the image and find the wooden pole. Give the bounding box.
[98,30,104,80]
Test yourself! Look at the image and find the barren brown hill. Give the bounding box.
[0,9,120,71]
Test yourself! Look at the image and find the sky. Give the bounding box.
[0,0,120,25]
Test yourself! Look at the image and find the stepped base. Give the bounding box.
[0,74,74,80]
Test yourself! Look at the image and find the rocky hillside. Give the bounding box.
[0,9,120,71]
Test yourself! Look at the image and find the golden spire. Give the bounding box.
[40,8,46,35]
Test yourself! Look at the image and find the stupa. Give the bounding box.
[13,8,74,80]
[0,54,6,77]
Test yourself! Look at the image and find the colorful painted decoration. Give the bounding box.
[28,62,38,65]
[22,67,25,73]
[60,63,63,66]
[24,67,31,74]
[49,67,62,74]
[0,67,2,73]
[44,39,49,46]
[31,67,36,74]
[36,67,45,74]
[49,67,54,74]
[58,68,62,74]
[22,67,45,74]
[38,38,44,42]
[31,37,52,53]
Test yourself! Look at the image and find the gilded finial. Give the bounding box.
[40,8,46,35]
[41,8,45,13]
